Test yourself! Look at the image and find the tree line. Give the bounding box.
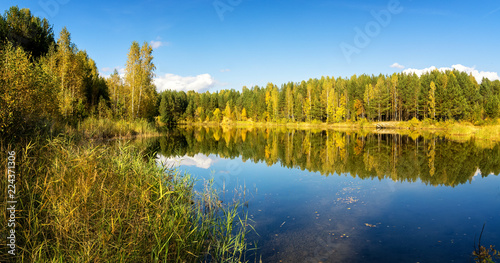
[160,71,500,125]
[2,5,500,138]
[0,6,157,136]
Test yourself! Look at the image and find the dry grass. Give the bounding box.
[76,117,159,139]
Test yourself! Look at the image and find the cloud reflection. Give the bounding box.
[156,153,219,169]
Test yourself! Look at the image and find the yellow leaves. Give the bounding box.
[241,129,247,142]
[223,128,232,146]
[223,102,232,120]
[213,129,221,141]
[241,108,247,121]
[264,145,271,159]
[213,108,222,122]
[0,43,55,132]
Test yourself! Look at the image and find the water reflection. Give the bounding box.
[156,153,219,169]
[141,127,500,262]
[153,126,500,187]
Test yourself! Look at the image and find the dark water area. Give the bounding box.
[145,127,500,262]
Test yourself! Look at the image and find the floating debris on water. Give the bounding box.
[336,196,359,204]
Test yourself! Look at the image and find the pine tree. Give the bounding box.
[1,6,55,59]
[364,84,375,120]
[428,81,436,120]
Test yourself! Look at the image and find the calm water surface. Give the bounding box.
[150,127,500,263]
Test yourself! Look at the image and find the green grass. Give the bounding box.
[1,135,251,262]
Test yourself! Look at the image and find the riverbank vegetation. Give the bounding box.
[0,6,158,140]
[179,118,500,142]
[1,6,250,262]
[1,136,250,262]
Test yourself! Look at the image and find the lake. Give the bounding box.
[148,126,500,263]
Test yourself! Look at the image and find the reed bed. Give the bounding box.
[77,117,159,139]
[1,136,250,262]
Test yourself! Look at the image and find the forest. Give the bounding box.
[2,6,500,138]
[0,6,157,137]
[159,71,500,125]
[1,7,250,262]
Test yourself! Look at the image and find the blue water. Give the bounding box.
[158,153,500,263]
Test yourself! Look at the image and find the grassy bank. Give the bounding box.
[1,134,251,262]
[74,117,160,139]
[180,118,500,141]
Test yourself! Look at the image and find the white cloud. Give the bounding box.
[402,64,500,83]
[402,66,439,76]
[150,40,168,49]
[154,73,215,93]
[99,66,125,79]
[390,63,405,69]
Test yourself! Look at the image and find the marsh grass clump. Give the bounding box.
[77,117,159,139]
[1,136,250,262]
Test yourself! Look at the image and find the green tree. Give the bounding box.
[106,69,125,118]
[1,6,55,59]
[54,27,87,120]
[428,81,436,120]
[0,43,54,134]
[364,84,375,121]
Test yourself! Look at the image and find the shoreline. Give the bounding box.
[178,119,500,142]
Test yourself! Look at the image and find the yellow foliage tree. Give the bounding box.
[223,102,232,121]
[0,43,55,134]
[241,108,247,121]
[213,108,222,122]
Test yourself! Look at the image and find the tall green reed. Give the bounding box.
[1,135,251,262]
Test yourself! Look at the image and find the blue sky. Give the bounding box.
[3,0,500,92]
